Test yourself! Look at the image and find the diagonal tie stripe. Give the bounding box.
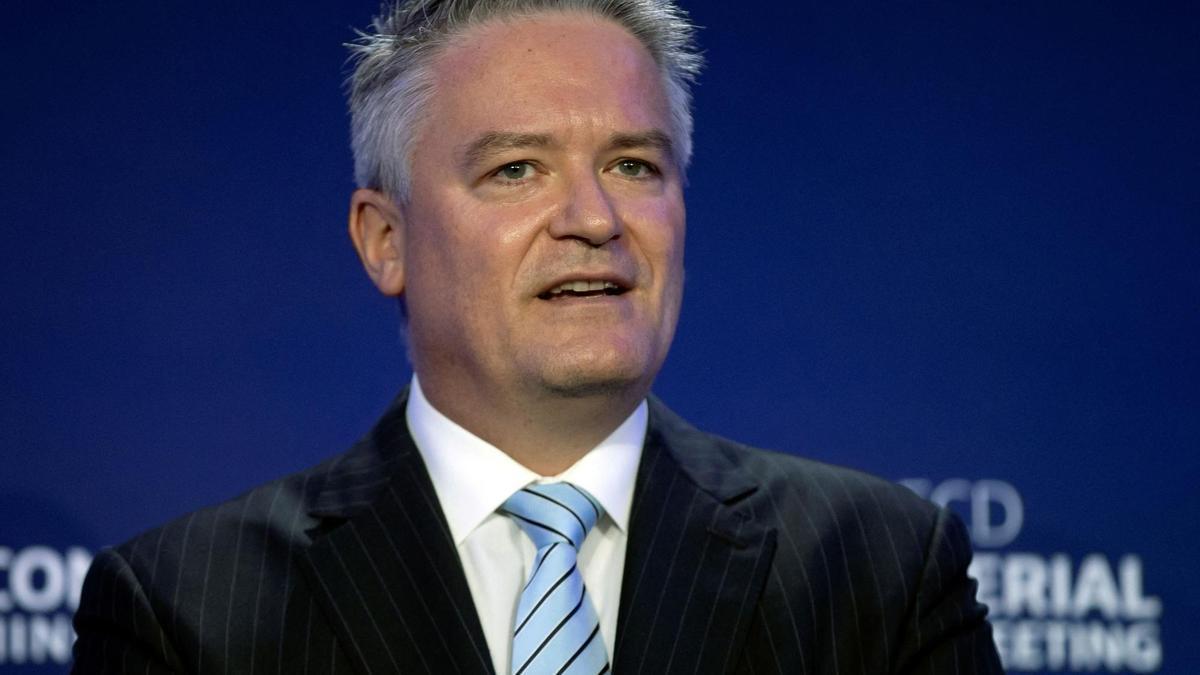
[557,623,602,675]
[514,561,576,636]
[502,509,578,548]
[515,585,586,675]
[522,488,588,537]
[500,483,599,549]
[564,483,602,521]
[502,482,610,675]
[524,541,560,592]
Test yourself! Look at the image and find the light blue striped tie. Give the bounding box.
[500,482,611,675]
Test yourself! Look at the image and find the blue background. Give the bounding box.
[2,1,1196,672]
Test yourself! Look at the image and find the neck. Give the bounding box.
[416,374,645,476]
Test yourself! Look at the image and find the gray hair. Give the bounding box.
[347,0,703,202]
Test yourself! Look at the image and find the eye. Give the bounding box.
[613,159,658,179]
[493,161,536,182]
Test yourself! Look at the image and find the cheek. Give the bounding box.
[638,199,685,343]
[628,198,686,282]
[403,197,488,327]
[493,202,555,248]
[408,193,504,268]
[407,195,551,310]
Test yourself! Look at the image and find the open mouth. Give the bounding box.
[537,280,629,300]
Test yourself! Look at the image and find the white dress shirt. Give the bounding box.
[405,376,645,674]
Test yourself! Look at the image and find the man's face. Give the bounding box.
[399,12,686,403]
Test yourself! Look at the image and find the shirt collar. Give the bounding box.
[406,375,646,546]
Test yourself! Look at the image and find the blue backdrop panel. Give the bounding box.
[2,2,1196,672]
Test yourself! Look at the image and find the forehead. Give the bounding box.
[423,11,671,140]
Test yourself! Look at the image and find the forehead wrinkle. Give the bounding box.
[459,131,556,170]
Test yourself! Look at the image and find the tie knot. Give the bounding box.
[501,482,604,551]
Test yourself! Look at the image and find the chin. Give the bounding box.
[540,373,642,399]
[531,347,656,400]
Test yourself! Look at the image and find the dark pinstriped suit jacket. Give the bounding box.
[73,392,1004,674]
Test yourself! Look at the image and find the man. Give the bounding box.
[73,0,1004,673]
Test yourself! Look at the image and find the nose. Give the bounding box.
[549,172,621,246]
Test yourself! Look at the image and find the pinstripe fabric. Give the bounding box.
[609,401,1002,674]
[72,391,1002,674]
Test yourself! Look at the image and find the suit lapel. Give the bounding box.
[296,392,493,675]
[291,391,773,674]
[613,398,777,674]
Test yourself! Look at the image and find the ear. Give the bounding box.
[348,188,406,297]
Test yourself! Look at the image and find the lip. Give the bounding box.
[534,269,637,299]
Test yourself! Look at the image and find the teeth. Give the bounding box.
[546,280,622,295]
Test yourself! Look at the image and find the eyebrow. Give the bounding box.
[605,130,674,157]
[458,129,676,171]
[460,132,555,170]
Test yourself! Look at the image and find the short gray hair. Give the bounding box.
[347,0,703,202]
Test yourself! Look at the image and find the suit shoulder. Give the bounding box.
[109,448,352,581]
[692,430,945,544]
[110,393,410,571]
[77,446,375,669]
[677,435,999,671]
[648,397,942,532]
